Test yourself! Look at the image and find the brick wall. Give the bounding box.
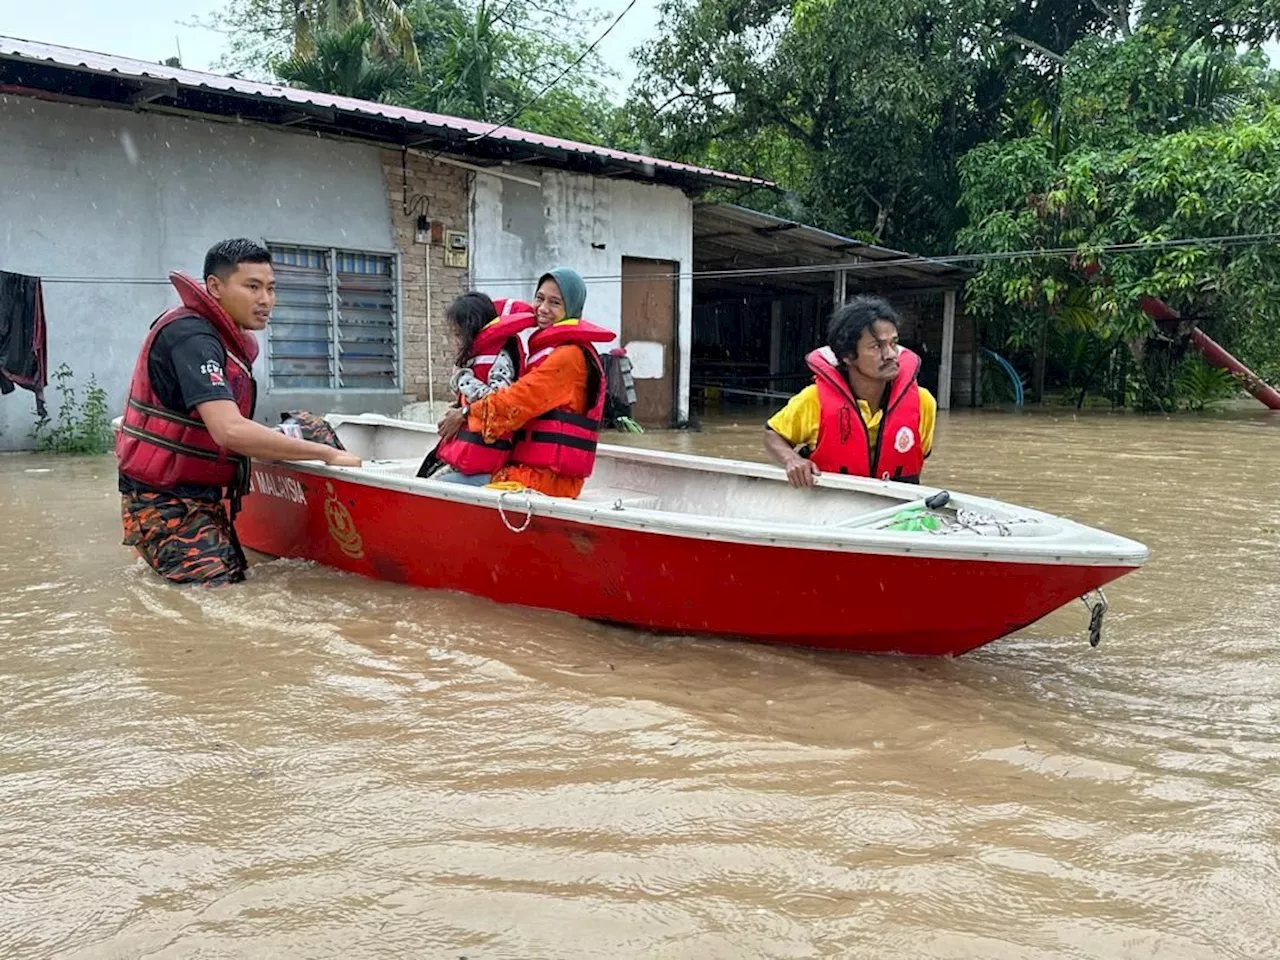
[380,149,471,402]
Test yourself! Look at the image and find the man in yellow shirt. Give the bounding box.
[764,296,936,488]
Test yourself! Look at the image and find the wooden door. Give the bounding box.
[620,257,677,424]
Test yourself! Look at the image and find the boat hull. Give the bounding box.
[236,464,1136,657]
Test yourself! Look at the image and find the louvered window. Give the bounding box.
[267,244,399,390]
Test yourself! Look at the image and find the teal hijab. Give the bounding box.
[538,267,586,319]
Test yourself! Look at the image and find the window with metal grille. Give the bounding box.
[267,244,399,390]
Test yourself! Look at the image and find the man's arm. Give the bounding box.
[764,428,820,488]
[764,387,821,488]
[197,400,361,466]
[164,327,359,467]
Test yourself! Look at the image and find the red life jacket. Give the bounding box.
[434,305,537,474]
[116,271,258,497]
[467,304,534,387]
[493,297,534,319]
[509,318,615,478]
[806,345,925,483]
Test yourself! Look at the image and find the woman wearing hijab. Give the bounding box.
[436,268,615,498]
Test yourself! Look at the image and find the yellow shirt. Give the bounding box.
[767,384,936,457]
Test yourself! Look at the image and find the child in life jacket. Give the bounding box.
[419,292,535,484]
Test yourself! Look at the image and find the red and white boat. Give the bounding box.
[228,413,1148,657]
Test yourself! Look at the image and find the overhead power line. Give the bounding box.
[34,230,1280,287]
[432,0,638,158]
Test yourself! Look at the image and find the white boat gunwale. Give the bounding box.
[243,413,1150,568]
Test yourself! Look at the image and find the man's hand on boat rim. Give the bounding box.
[785,457,820,488]
[324,449,362,468]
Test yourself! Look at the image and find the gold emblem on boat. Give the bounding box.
[324,481,365,559]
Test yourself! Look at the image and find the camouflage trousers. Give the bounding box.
[121,491,246,587]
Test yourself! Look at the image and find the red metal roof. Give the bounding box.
[0,35,770,190]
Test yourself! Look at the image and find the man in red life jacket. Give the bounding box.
[117,239,361,586]
[764,295,937,488]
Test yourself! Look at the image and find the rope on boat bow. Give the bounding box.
[1081,589,1109,647]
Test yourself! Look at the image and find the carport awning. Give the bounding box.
[693,203,970,295]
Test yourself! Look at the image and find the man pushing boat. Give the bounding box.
[116,239,360,587]
[764,296,936,488]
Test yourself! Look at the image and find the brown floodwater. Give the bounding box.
[2,408,1278,959]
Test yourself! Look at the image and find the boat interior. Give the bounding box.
[330,416,1055,539]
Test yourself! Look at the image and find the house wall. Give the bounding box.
[379,149,470,406]
[471,169,695,421]
[0,95,430,451]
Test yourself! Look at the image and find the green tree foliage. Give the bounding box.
[959,23,1280,403]
[624,0,1116,252]
[212,0,619,141]
[276,21,409,100]
[396,0,618,142]
[209,0,419,75]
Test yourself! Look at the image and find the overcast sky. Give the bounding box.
[3,1,1276,102]
[0,0,660,98]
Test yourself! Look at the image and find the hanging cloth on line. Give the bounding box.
[0,270,49,418]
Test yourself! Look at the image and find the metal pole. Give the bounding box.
[939,289,956,411]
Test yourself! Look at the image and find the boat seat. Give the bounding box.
[576,486,661,511]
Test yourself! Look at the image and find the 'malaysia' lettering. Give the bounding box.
[250,470,308,505]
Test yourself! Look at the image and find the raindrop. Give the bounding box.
[276,198,281,207]
[119,130,139,166]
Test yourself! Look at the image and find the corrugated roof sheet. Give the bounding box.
[694,203,969,288]
[0,35,770,190]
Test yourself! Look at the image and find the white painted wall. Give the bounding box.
[0,96,397,451]
[470,169,694,421]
